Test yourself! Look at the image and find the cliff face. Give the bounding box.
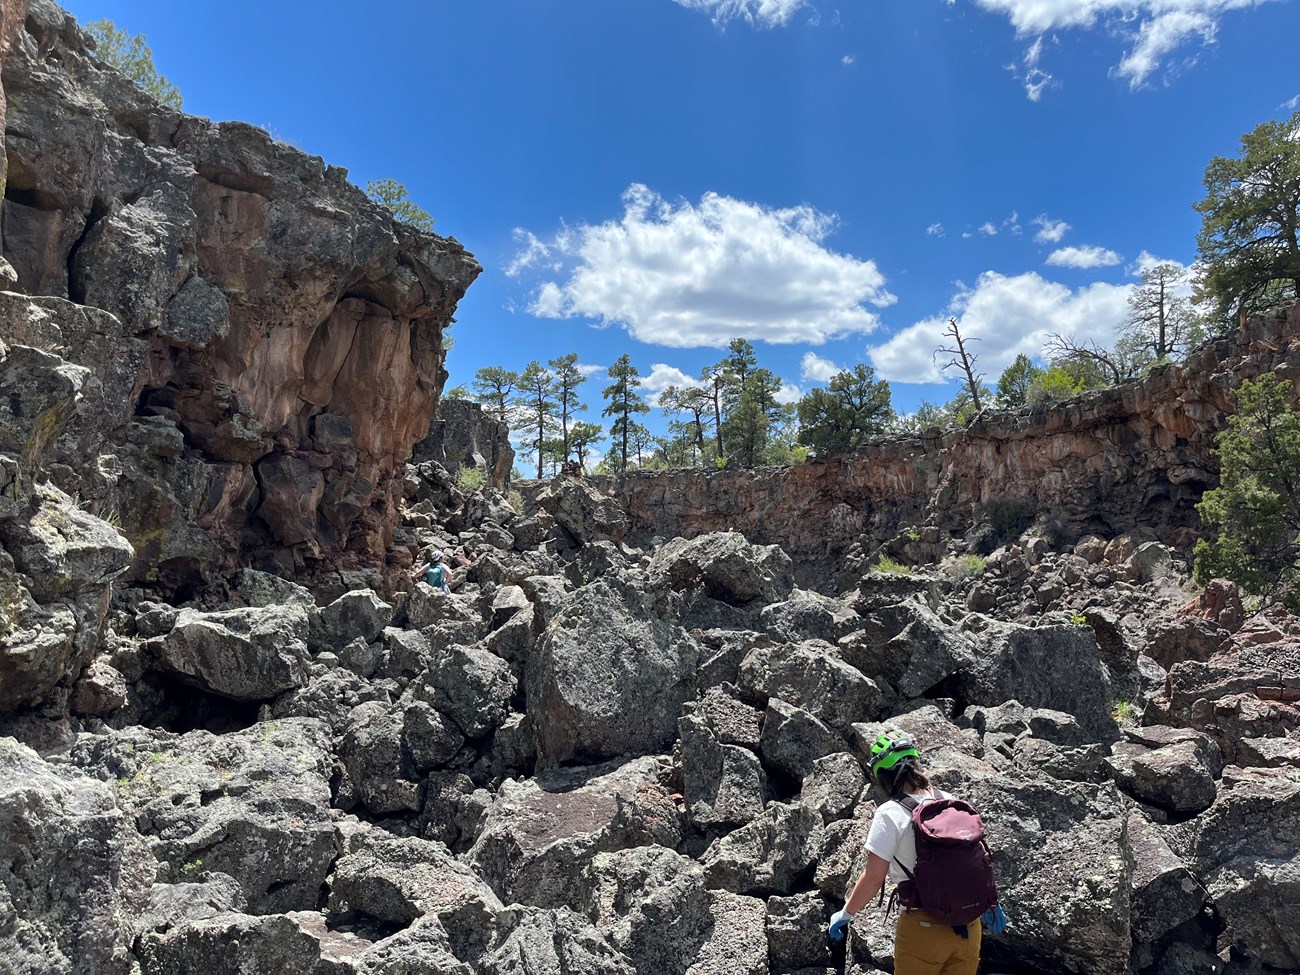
[412,397,514,489]
[0,1,479,592]
[597,304,1300,581]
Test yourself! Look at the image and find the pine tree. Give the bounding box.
[85,20,183,109]
[548,353,588,465]
[516,361,558,479]
[601,355,650,473]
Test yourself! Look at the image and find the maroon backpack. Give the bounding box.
[891,794,999,925]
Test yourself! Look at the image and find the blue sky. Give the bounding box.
[65,0,1299,451]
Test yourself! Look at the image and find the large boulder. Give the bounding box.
[328,832,502,958]
[839,598,974,699]
[408,641,515,740]
[478,906,635,975]
[0,482,133,709]
[468,756,682,910]
[66,719,335,913]
[0,738,155,975]
[529,581,699,766]
[534,478,628,546]
[1183,766,1300,971]
[677,710,766,832]
[648,531,794,606]
[958,621,1120,741]
[739,639,882,733]
[148,603,311,701]
[699,802,823,897]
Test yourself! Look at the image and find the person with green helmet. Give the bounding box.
[827,729,984,975]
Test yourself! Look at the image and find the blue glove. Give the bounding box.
[828,906,851,944]
[981,904,1009,934]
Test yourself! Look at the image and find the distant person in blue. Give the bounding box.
[411,547,452,594]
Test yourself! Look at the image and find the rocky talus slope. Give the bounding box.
[2,457,1299,974]
[2,2,1299,973]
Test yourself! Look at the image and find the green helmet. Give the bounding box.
[868,729,919,778]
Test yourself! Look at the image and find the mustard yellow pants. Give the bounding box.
[893,910,982,975]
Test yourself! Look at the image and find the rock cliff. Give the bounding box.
[1,0,479,595]
[413,397,514,490]
[592,303,1300,584]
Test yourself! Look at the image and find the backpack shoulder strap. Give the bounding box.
[893,794,921,813]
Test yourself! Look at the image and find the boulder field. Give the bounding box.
[2,466,1298,975]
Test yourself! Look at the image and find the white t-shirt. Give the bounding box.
[865,789,952,884]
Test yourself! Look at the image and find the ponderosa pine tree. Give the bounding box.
[471,366,519,427]
[548,353,587,465]
[602,355,649,473]
[515,361,558,479]
[1195,111,1300,326]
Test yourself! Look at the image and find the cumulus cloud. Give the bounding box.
[1046,244,1123,269]
[866,270,1132,383]
[842,55,855,65]
[515,183,895,348]
[973,0,1271,89]
[979,222,998,237]
[638,363,707,406]
[926,222,945,238]
[801,352,843,382]
[776,382,803,405]
[1032,214,1071,244]
[673,0,807,29]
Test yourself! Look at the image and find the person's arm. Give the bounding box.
[411,561,428,579]
[845,852,892,913]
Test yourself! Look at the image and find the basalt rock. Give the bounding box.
[0,737,155,975]
[412,397,514,490]
[1,1,480,594]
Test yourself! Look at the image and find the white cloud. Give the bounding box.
[1004,210,1022,235]
[1046,244,1123,269]
[1116,10,1215,86]
[1032,214,1070,244]
[926,222,945,238]
[973,0,1271,90]
[576,362,607,378]
[866,270,1132,383]
[517,183,895,348]
[776,382,803,405]
[530,281,566,317]
[801,352,843,382]
[673,0,807,29]
[639,363,706,407]
[979,222,998,237]
[504,229,554,278]
[842,55,855,65]
[1283,94,1300,111]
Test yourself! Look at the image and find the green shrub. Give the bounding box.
[507,489,525,514]
[456,466,485,492]
[1112,700,1136,727]
[874,556,910,575]
[956,554,986,581]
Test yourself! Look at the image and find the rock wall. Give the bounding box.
[0,0,480,594]
[593,304,1300,579]
[412,397,514,489]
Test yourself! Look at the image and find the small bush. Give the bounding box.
[507,489,525,515]
[956,554,986,582]
[456,466,485,492]
[1112,700,1136,727]
[874,556,911,575]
